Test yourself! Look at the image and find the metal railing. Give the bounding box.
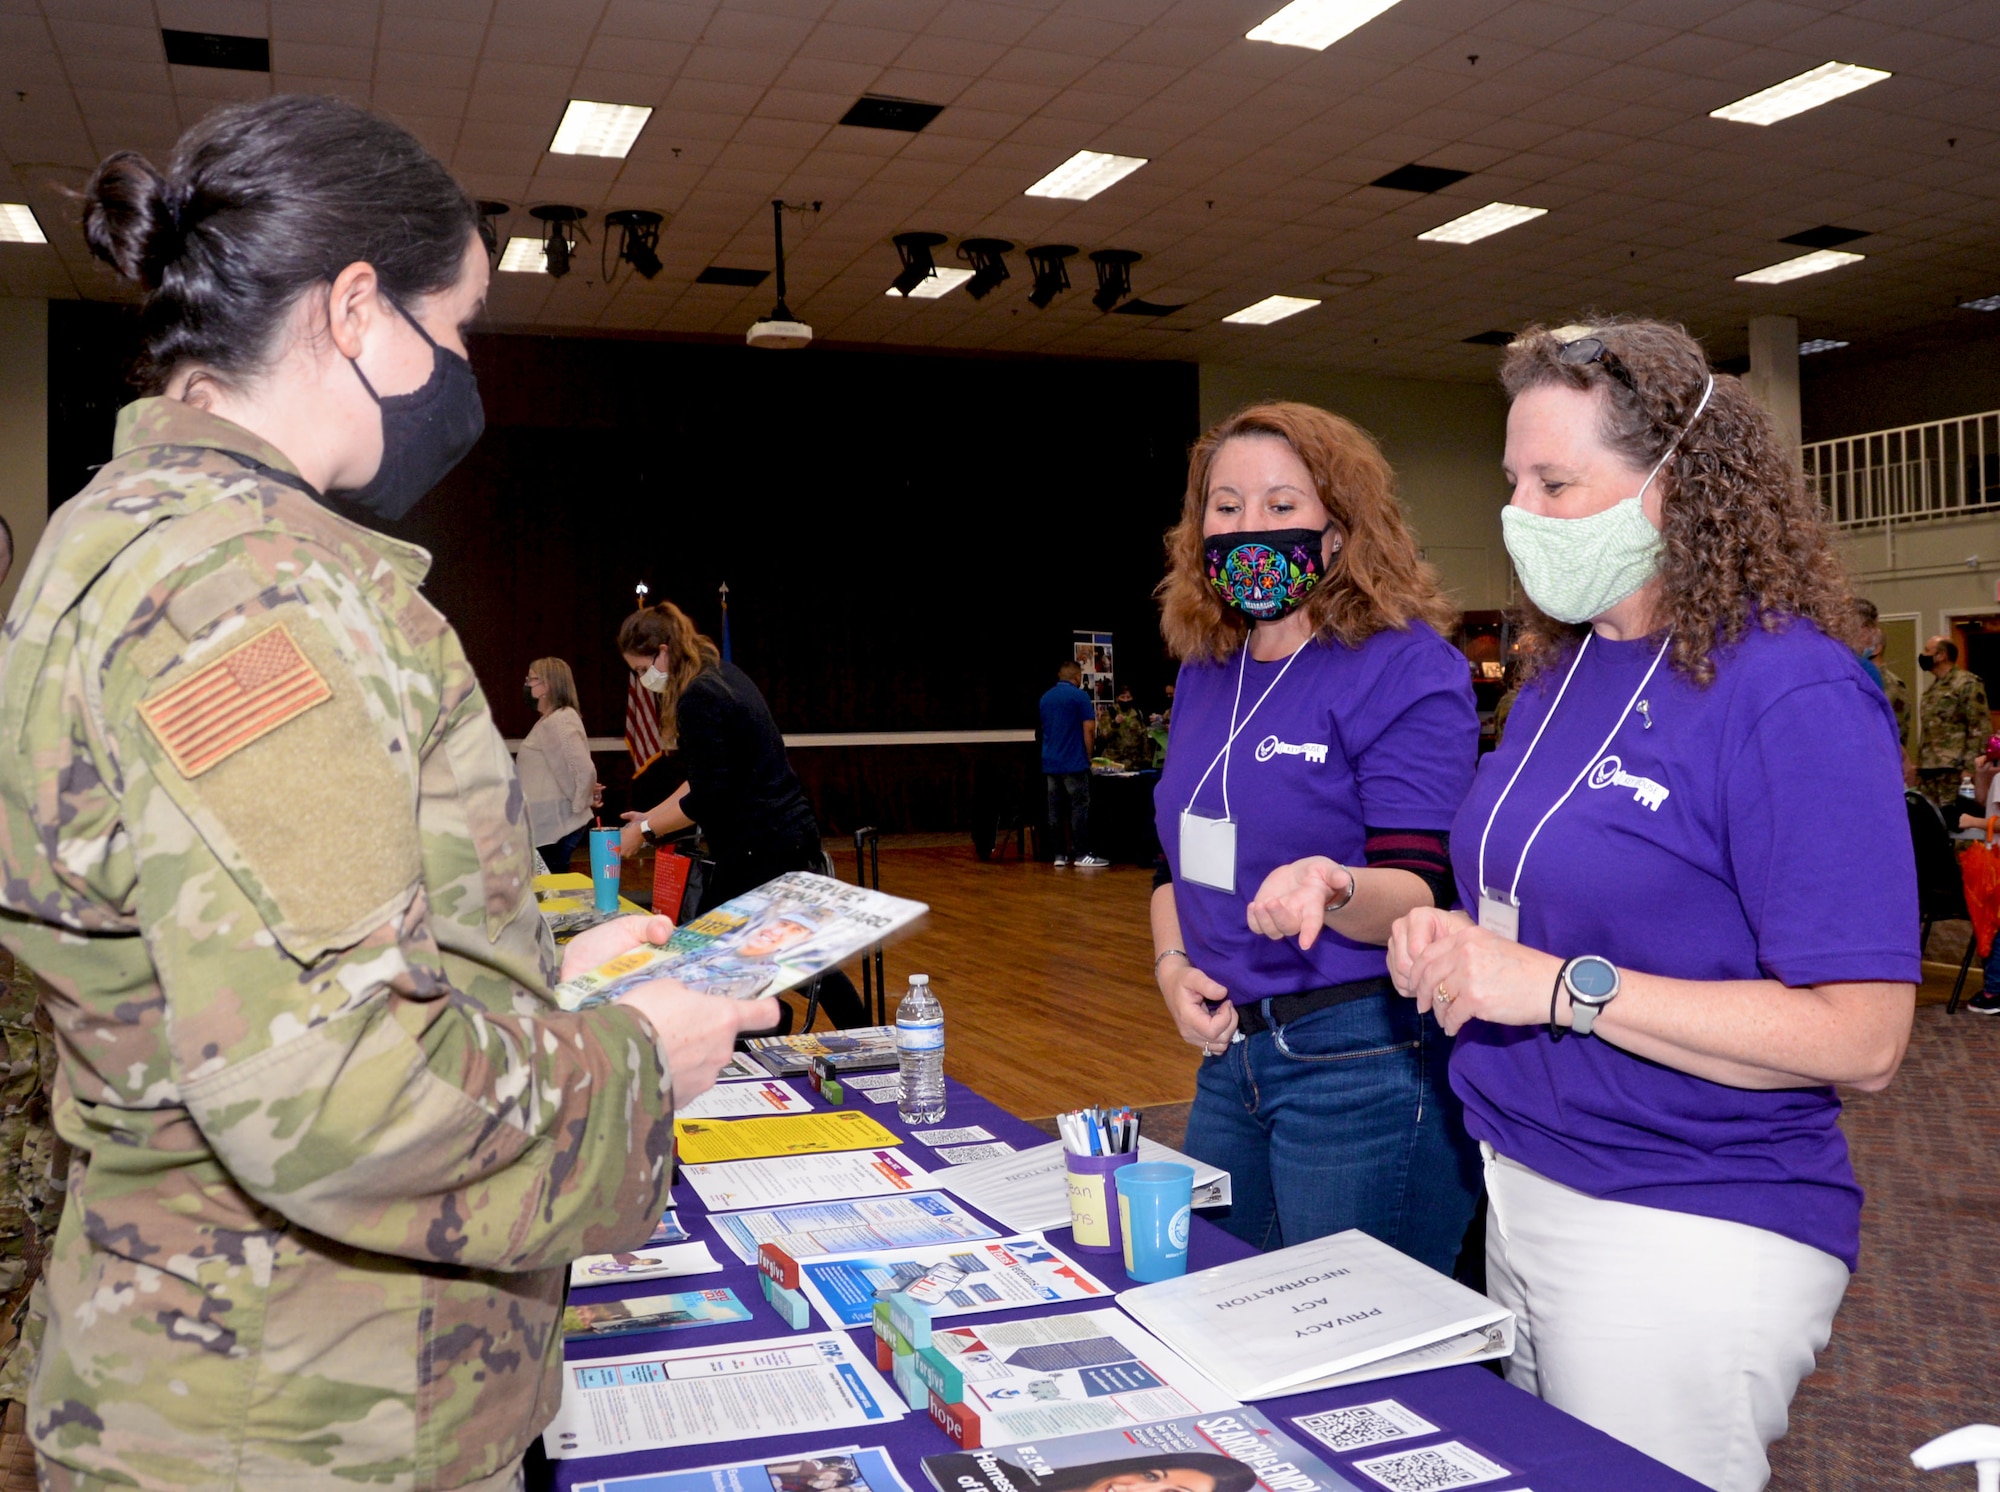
[1807,410,2000,529]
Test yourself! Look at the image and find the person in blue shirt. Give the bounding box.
[1040,662,1108,867]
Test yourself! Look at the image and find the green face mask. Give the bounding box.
[1503,373,1713,626]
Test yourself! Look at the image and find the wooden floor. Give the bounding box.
[615,837,1201,1120]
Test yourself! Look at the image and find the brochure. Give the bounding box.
[542,1333,904,1459]
[716,1052,773,1082]
[676,1079,815,1120]
[708,1193,1000,1265]
[683,1149,931,1212]
[675,1110,903,1164]
[743,1025,902,1078]
[554,873,927,1010]
[921,1406,1362,1492]
[794,1233,1111,1330]
[923,1308,1237,1444]
[942,1140,1231,1234]
[575,1443,917,1492]
[570,1241,725,1289]
[1116,1230,1514,1400]
[647,1213,690,1246]
[563,1287,754,1340]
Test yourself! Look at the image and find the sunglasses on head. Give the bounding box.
[1556,335,1641,398]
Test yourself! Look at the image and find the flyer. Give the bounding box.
[924,1308,1237,1444]
[554,873,927,1010]
[675,1110,903,1164]
[708,1193,1000,1265]
[682,1150,931,1211]
[794,1233,1111,1330]
[920,1407,1362,1492]
[563,1288,754,1340]
[542,1333,904,1459]
[575,1443,916,1492]
[676,1080,815,1120]
[570,1242,724,1288]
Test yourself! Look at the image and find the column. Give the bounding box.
[1743,314,1801,455]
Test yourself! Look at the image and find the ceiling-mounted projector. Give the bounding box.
[747,317,811,349]
[747,199,812,350]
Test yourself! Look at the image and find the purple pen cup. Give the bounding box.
[1064,1148,1138,1254]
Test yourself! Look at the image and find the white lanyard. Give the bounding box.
[1184,638,1310,821]
[1476,632,1671,915]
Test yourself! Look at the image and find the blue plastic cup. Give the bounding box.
[1116,1162,1194,1281]
[589,828,622,913]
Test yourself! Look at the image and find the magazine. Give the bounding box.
[1116,1230,1514,1400]
[562,1287,753,1340]
[922,1308,1237,1445]
[921,1407,1362,1492]
[742,1025,903,1078]
[553,872,928,1011]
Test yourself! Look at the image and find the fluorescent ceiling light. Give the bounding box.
[1710,62,1890,126]
[1798,338,1849,355]
[549,99,653,158]
[1024,150,1147,201]
[886,266,974,299]
[1247,0,1404,49]
[1735,248,1863,285]
[1960,294,2000,312]
[0,203,46,244]
[497,236,547,273]
[1223,294,1321,325]
[1417,202,1547,244]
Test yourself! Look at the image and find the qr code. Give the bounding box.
[1351,1441,1509,1492]
[1294,1401,1435,1453]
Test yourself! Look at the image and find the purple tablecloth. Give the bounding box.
[551,1077,1703,1492]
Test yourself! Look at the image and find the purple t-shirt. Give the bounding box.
[1450,619,1918,1271]
[1156,623,1477,1002]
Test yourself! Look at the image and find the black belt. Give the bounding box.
[1229,975,1396,1036]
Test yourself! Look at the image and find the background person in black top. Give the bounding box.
[616,601,870,1029]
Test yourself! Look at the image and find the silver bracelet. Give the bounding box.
[1153,947,1189,974]
[1325,862,1358,913]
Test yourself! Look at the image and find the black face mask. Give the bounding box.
[1203,526,1339,622]
[523,683,539,708]
[335,302,485,522]
[1918,654,1937,673]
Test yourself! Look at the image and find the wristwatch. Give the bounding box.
[1560,956,1621,1037]
[636,819,661,847]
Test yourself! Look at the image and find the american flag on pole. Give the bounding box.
[624,670,663,773]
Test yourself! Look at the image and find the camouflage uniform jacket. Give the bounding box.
[1882,667,1910,751]
[1918,664,1990,774]
[0,399,674,1490]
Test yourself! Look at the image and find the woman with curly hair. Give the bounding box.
[1150,402,1481,1271]
[1386,320,1916,1491]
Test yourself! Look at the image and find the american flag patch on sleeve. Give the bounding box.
[138,623,333,778]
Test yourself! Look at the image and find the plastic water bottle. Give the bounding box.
[896,974,946,1124]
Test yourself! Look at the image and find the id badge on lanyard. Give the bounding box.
[1180,811,1238,893]
[1478,891,1520,943]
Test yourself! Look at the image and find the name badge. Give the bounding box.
[1478,891,1520,943]
[1179,811,1237,893]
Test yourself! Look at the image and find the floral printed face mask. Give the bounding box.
[1203,526,1339,621]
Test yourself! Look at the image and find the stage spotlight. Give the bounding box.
[891,231,948,296]
[476,200,510,258]
[1025,244,1076,308]
[605,209,666,279]
[958,238,1013,300]
[530,204,587,279]
[1089,249,1142,311]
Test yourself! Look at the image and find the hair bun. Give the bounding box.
[82,151,181,289]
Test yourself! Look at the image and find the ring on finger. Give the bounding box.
[1435,981,1452,1009]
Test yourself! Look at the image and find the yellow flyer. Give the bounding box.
[673,1109,902,1164]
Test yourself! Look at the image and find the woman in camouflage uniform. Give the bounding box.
[0,96,774,1491]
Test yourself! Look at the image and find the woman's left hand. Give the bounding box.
[1402,917,1564,1036]
[560,911,674,983]
[618,812,646,858]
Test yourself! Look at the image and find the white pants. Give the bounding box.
[1483,1146,1850,1492]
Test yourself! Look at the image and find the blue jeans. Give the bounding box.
[537,824,592,875]
[1183,984,1480,1275]
[1046,772,1090,857]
